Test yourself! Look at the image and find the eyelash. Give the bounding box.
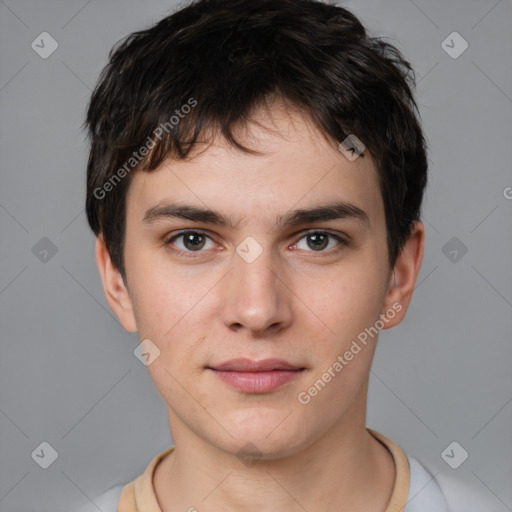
[165,229,349,258]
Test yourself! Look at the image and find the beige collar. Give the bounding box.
[118,428,410,512]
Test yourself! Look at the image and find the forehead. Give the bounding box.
[126,103,384,232]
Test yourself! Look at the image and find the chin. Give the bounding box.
[215,410,311,460]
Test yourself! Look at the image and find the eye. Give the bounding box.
[292,231,348,252]
[166,230,216,253]
[165,229,349,257]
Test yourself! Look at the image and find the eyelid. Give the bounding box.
[166,228,212,242]
[298,228,349,243]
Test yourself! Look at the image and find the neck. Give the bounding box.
[154,396,396,511]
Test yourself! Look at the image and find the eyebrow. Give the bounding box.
[142,200,370,229]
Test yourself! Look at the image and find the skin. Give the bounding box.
[96,100,424,512]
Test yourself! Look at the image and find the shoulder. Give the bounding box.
[435,470,504,512]
[405,456,449,511]
[406,455,501,512]
[74,484,125,512]
[76,446,173,512]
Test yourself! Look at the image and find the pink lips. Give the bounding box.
[208,358,305,393]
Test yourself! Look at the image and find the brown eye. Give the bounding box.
[182,232,206,250]
[293,231,348,253]
[167,230,215,253]
[307,233,329,251]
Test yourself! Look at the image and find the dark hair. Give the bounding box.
[85,0,428,282]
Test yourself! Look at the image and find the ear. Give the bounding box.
[381,221,425,329]
[95,234,138,333]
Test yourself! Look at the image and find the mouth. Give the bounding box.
[207,358,306,393]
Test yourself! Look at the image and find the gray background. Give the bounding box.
[0,0,511,510]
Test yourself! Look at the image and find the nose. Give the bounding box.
[219,243,293,337]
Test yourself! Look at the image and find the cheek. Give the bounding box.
[128,269,213,381]
[126,246,199,336]
[297,261,385,333]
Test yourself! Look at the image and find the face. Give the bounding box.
[98,102,423,459]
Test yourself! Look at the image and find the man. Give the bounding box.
[81,1,492,510]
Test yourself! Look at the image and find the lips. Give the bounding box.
[209,358,303,372]
[207,358,305,393]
